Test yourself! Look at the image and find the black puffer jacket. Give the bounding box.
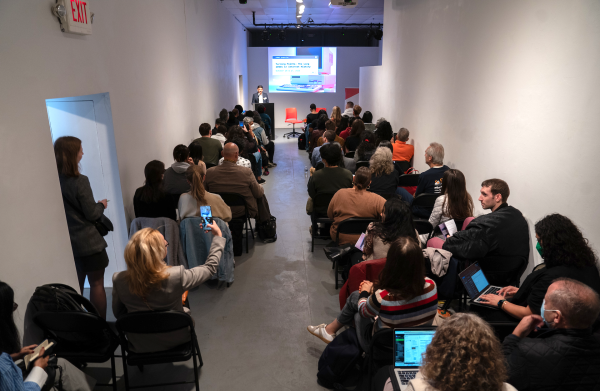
[442,203,529,285]
[503,328,600,390]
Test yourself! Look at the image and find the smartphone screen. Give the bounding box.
[200,206,213,231]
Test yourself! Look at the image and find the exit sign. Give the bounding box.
[64,0,92,35]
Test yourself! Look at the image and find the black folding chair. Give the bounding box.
[333,217,373,289]
[345,151,355,159]
[413,220,434,237]
[356,161,370,170]
[115,311,203,391]
[393,161,411,175]
[397,173,420,188]
[311,193,335,252]
[411,193,440,209]
[215,192,254,253]
[33,312,120,391]
[205,162,217,170]
[362,328,394,391]
[315,162,324,171]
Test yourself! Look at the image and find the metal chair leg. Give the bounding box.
[122,352,130,391]
[192,345,200,391]
[335,262,339,289]
[110,355,117,391]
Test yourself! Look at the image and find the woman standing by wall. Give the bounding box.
[54,136,109,319]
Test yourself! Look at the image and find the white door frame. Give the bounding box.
[46,92,127,287]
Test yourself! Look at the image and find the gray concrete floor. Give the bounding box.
[85,132,338,390]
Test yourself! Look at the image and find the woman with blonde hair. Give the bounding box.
[368,147,399,197]
[383,312,516,391]
[112,222,224,352]
[178,164,232,222]
[330,106,342,128]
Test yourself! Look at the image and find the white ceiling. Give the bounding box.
[219,0,384,28]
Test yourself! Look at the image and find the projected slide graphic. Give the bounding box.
[268,47,337,93]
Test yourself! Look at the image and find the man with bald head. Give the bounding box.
[503,278,600,390]
[205,142,272,224]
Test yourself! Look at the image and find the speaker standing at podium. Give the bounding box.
[251,85,269,104]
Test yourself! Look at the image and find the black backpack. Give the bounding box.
[298,133,306,150]
[29,284,111,351]
[317,328,364,389]
[257,216,277,243]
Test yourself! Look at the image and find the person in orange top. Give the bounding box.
[392,127,414,163]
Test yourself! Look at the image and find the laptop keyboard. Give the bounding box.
[474,286,501,303]
[397,370,418,385]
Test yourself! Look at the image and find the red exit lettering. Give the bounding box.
[70,0,88,24]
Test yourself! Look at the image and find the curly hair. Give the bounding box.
[535,214,598,268]
[356,130,377,161]
[421,313,507,391]
[363,197,416,258]
[375,120,393,145]
[369,147,394,176]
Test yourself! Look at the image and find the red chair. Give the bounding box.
[339,257,387,309]
[283,108,303,138]
[316,107,327,113]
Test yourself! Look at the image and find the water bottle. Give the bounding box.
[304,166,308,178]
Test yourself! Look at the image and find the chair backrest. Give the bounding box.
[345,151,355,159]
[315,162,324,171]
[397,173,420,187]
[205,162,216,170]
[312,193,336,220]
[336,218,373,242]
[214,192,249,216]
[355,161,370,169]
[285,108,298,120]
[413,220,434,236]
[479,256,528,287]
[411,193,440,208]
[34,311,109,333]
[393,161,411,175]
[462,217,475,230]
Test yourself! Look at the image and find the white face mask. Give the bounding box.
[541,299,560,328]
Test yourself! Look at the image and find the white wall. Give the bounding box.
[360,0,600,274]
[0,0,247,334]
[248,47,381,129]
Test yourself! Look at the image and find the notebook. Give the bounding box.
[392,328,436,390]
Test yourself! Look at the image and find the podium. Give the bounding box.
[254,103,275,139]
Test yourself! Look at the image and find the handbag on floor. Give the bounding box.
[257,216,277,243]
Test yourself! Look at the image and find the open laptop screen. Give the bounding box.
[459,263,490,298]
[394,330,435,367]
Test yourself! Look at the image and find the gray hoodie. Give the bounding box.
[163,162,191,201]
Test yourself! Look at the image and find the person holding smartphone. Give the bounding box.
[178,165,232,222]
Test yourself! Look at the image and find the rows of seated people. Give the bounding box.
[301,101,600,390]
[0,105,280,390]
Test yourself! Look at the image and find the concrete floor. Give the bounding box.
[86,132,338,390]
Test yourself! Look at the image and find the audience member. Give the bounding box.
[353,104,363,119]
[392,127,414,164]
[305,121,316,152]
[242,117,265,183]
[112,223,224,352]
[164,144,193,201]
[219,137,252,169]
[362,197,417,261]
[256,105,272,138]
[219,108,228,123]
[382,313,516,391]
[342,101,354,117]
[188,141,203,165]
[327,167,386,245]
[211,123,227,147]
[396,142,449,218]
[343,144,357,174]
[307,144,353,215]
[336,116,349,136]
[476,213,600,320]
[192,123,223,166]
[311,130,339,168]
[227,109,240,127]
[234,105,245,121]
[309,120,326,154]
[212,118,224,135]
[368,147,400,197]
[54,136,109,319]
[377,140,394,155]
[133,160,177,221]
[306,103,319,126]
[178,165,232,222]
[503,278,600,390]
[425,169,473,241]
[354,130,377,162]
[345,119,365,151]
[330,105,342,128]
[363,111,376,131]
[317,120,345,148]
[308,237,438,351]
[251,112,276,168]
[374,120,393,145]
[0,281,96,391]
[205,143,273,223]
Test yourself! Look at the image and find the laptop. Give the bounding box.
[459,262,503,308]
[392,328,436,390]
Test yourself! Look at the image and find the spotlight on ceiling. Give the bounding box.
[278,28,286,41]
[261,28,270,41]
[299,5,305,14]
[296,0,303,2]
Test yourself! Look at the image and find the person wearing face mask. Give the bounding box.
[502,278,600,390]
[475,213,600,322]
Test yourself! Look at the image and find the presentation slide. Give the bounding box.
[268,47,337,93]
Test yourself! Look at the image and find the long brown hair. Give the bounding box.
[54,136,81,177]
[441,169,473,220]
[374,237,425,299]
[185,164,207,205]
[124,228,169,298]
[421,313,507,391]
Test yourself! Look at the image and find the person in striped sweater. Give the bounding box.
[308,237,438,351]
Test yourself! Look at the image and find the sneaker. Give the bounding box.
[257,178,266,184]
[263,169,270,176]
[307,324,335,344]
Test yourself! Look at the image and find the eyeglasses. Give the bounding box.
[13,302,18,312]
